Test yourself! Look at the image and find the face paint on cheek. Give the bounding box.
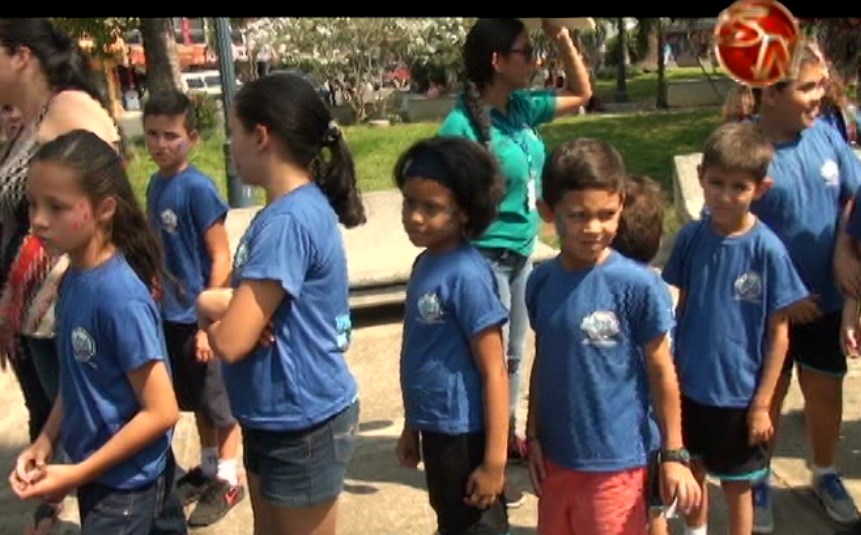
[554,212,568,240]
[73,201,90,230]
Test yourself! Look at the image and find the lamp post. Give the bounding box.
[213,18,255,208]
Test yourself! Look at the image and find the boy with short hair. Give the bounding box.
[612,175,672,535]
[662,122,809,535]
[143,90,244,527]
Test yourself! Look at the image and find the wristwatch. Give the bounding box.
[660,448,691,467]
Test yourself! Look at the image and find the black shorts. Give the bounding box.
[783,311,846,376]
[681,396,769,481]
[420,431,509,535]
[163,321,236,428]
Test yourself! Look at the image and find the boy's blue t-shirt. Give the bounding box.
[400,244,508,435]
[662,217,809,408]
[750,120,861,314]
[146,165,229,324]
[526,252,675,472]
[226,183,358,431]
[438,89,556,257]
[57,254,172,489]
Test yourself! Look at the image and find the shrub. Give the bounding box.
[188,93,221,135]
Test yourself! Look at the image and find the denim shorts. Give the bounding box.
[243,400,360,508]
[77,452,187,535]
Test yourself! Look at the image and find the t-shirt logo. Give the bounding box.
[71,327,97,368]
[417,292,444,324]
[159,209,178,233]
[335,314,352,351]
[580,311,620,348]
[820,159,840,187]
[733,271,763,302]
[234,242,249,270]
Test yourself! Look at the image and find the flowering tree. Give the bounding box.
[245,17,470,122]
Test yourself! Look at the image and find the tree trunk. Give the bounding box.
[140,18,182,95]
[615,18,629,102]
[656,19,669,109]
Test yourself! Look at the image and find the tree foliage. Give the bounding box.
[245,17,470,122]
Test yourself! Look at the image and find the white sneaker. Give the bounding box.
[813,472,860,525]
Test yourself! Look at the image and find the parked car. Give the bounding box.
[180,70,242,98]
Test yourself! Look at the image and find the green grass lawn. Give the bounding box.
[593,65,729,103]
[124,106,721,239]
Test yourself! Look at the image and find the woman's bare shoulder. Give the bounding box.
[38,90,120,146]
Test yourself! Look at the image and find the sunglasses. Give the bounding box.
[508,45,535,61]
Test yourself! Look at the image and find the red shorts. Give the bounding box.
[538,460,648,535]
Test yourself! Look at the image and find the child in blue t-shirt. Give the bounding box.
[751,44,861,527]
[10,130,186,534]
[525,138,700,535]
[394,136,510,535]
[143,90,243,527]
[663,122,809,535]
[612,174,674,535]
[195,72,365,535]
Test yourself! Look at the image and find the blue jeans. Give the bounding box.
[243,400,360,508]
[78,452,187,535]
[477,247,533,427]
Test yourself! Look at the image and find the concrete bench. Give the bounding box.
[672,148,861,226]
[225,190,558,310]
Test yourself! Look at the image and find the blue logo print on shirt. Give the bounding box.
[580,311,621,348]
[159,209,178,233]
[234,242,249,270]
[820,159,840,188]
[417,292,444,324]
[335,314,352,351]
[733,271,763,303]
[71,327,97,368]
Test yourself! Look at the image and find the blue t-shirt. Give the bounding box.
[400,245,508,434]
[226,183,358,431]
[438,89,556,257]
[147,165,229,324]
[750,120,861,314]
[57,254,172,489]
[662,218,809,408]
[526,252,675,472]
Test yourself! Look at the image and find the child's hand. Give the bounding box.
[10,436,53,493]
[464,463,504,510]
[747,406,774,445]
[786,295,823,325]
[526,437,547,496]
[396,427,420,469]
[11,464,82,500]
[258,321,275,347]
[840,304,861,358]
[659,461,702,516]
[195,329,213,363]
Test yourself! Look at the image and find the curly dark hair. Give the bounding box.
[393,136,504,240]
[613,175,667,264]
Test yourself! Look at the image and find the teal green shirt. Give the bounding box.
[438,89,556,257]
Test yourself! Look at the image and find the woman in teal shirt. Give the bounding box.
[438,17,593,506]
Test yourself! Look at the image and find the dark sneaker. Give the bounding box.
[504,483,525,509]
[175,466,214,506]
[187,479,246,527]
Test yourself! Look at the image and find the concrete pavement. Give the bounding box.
[0,188,857,534]
[0,305,858,534]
